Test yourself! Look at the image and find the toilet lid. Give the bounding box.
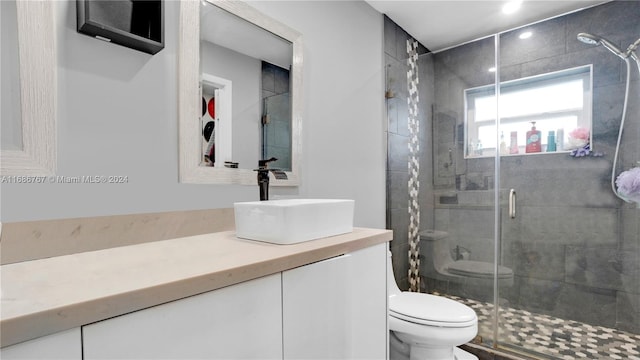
[389,293,477,327]
[447,260,513,279]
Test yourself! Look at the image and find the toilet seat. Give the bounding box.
[446,260,513,279]
[389,292,477,328]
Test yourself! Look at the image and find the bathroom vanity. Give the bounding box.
[0,227,391,359]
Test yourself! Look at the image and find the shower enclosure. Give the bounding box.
[385,1,639,359]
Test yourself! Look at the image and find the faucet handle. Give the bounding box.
[258,157,278,168]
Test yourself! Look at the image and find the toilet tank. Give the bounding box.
[419,230,454,274]
[419,230,449,241]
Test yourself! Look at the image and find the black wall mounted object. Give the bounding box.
[77,0,164,55]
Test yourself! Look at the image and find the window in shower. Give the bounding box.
[464,65,592,158]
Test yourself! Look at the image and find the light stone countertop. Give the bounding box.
[0,227,392,348]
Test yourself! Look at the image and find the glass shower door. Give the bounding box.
[423,2,640,359]
[262,92,291,171]
[495,2,640,357]
[427,34,500,350]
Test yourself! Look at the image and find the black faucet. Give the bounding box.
[255,157,288,201]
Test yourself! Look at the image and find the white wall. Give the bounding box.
[0,0,385,229]
[201,41,261,169]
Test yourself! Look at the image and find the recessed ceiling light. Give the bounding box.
[502,0,522,15]
[519,31,533,39]
[488,67,497,73]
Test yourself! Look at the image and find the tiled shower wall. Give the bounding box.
[384,16,433,291]
[261,62,291,170]
[426,1,639,333]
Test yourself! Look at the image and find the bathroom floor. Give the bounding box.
[442,294,640,360]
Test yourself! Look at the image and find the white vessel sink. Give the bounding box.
[234,199,355,244]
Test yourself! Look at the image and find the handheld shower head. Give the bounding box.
[577,32,626,59]
[577,32,599,45]
[626,38,640,60]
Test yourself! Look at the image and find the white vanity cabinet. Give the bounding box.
[1,227,392,358]
[82,273,282,360]
[0,328,81,360]
[81,243,388,360]
[282,243,388,359]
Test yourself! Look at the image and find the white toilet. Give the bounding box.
[420,230,513,290]
[388,251,478,360]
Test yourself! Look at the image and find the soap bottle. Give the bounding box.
[556,128,564,151]
[499,132,508,155]
[546,130,556,152]
[509,131,519,154]
[525,122,541,153]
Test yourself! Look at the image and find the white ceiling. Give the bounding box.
[365,0,610,52]
[201,2,292,69]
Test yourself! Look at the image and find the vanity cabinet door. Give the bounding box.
[282,243,388,359]
[82,273,282,360]
[0,328,81,360]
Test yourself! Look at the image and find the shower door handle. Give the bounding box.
[509,189,517,219]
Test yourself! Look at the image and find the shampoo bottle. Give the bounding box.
[509,131,519,154]
[526,122,541,153]
[556,128,564,151]
[499,132,508,155]
[546,130,556,152]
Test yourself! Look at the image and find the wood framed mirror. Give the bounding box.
[178,0,302,185]
[1,1,57,176]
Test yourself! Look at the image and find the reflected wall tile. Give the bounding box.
[262,65,275,92]
[515,276,564,312]
[433,37,495,88]
[565,1,640,55]
[616,292,640,333]
[422,276,450,295]
[517,206,618,246]
[620,208,640,252]
[592,83,627,145]
[500,16,566,68]
[273,66,289,94]
[434,208,450,232]
[386,95,399,135]
[555,283,617,327]
[390,210,410,290]
[383,15,398,58]
[619,90,640,168]
[388,170,409,211]
[510,241,565,281]
[396,97,410,137]
[518,49,622,87]
[385,55,408,102]
[388,132,409,172]
[565,246,639,293]
[448,208,495,237]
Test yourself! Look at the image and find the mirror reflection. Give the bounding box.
[199,1,293,171]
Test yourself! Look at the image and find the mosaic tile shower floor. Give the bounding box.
[442,294,640,360]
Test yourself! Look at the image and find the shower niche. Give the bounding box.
[463,65,593,159]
